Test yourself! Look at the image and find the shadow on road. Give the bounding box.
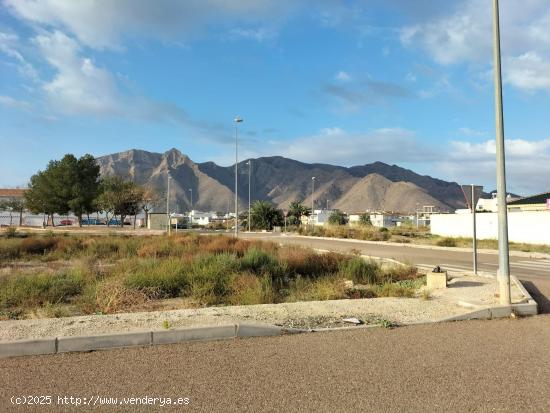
[521,280,550,314]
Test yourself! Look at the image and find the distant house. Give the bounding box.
[507,191,550,212]
[307,209,335,226]
[0,188,26,203]
[369,213,406,228]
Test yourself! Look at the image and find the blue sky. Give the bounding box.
[0,0,549,195]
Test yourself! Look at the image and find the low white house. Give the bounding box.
[307,209,335,226]
[188,210,219,226]
[369,213,406,228]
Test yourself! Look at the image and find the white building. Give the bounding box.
[369,213,406,228]
[308,209,335,226]
[188,210,219,226]
[431,210,550,245]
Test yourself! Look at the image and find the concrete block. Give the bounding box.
[237,323,282,338]
[513,301,538,316]
[152,325,236,345]
[441,308,491,322]
[57,331,151,353]
[427,271,447,289]
[489,305,513,318]
[0,338,56,358]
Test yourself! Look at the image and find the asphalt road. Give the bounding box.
[1,316,549,413]
[241,233,550,314]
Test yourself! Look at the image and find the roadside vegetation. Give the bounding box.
[0,232,423,320]
[296,223,550,254]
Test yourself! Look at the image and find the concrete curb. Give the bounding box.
[288,234,550,259]
[0,323,303,359]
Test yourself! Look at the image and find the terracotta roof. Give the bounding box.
[0,188,26,198]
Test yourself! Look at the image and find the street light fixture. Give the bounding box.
[492,0,511,304]
[234,117,243,238]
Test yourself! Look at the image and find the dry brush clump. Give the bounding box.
[0,233,425,319]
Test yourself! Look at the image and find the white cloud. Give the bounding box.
[226,27,277,42]
[34,31,122,116]
[0,31,38,80]
[240,127,434,166]
[439,138,550,193]
[335,71,351,82]
[0,95,31,109]
[5,0,294,49]
[400,0,550,93]
[458,127,486,137]
[505,52,550,92]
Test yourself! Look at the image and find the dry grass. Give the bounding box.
[0,233,425,319]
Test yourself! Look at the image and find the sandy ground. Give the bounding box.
[0,274,527,341]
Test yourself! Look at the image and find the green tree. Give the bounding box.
[328,210,347,226]
[250,200,284,230]
[96,177,144,227]
[358,213,372,226]
[68,155,101,226]
[25,154,101,226]
[287,201,311,226]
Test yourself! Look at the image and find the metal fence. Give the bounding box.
[0,211,146,227]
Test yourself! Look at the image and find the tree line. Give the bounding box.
[23,154,156,227]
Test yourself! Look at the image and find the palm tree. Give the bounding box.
[287,201,311,226]
[250,200,283,230]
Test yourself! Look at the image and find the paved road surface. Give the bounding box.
[1,317,549,412]
[242,234,550,313]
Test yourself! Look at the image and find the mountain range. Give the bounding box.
[96,148,468,213]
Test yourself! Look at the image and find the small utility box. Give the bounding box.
[427,266,447,289]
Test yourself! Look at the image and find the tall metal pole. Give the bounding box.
[492,0,511,304]
[189,188,193,211]
[311,177,315,212]
[166,175,171,235]
[471,185,478,275]
[248,160,252,232]
[234,117,243,237]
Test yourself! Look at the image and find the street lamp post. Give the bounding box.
[311,177,316,212]
[188,188,193,211]
[166,175,171,236]
[492,0,511,305]
[234,117,243,237]
[248,160,252,232]
[311,177,316,227]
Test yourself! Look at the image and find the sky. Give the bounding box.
[0,0,549,195]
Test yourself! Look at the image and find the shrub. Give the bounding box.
[240,248,284,276]
[5,227,18,238]
[85,238,121,258]
[0,239,21,260]
[0,270,84,309]
[374,282,415,298]
[436,237,457,247]
[383,264,419,282]
[51,237,85,258]
[227,273,271,305]
[188,253,239,305]
[339,257,382,285]
[124,258,188,298]
[20,237,58,255]
[137,238,178,258]
[286,276,346,302]
[80,278,149,314]
[278,246,337,277]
